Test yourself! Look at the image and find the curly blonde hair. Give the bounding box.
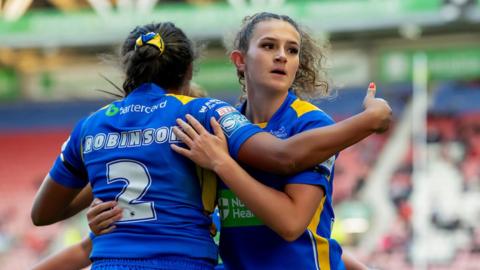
[230,12,331,101]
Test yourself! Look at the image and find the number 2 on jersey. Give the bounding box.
[107,160,156,223]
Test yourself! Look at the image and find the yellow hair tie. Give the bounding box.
[135,32,165,55]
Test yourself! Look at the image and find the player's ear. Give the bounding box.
[230,50,245,74]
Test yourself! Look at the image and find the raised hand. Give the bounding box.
[363,82,392,133]
[171,114,230,171]
[87,198,123,235]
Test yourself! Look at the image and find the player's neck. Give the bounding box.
[245,88,287,124]
[167,81,188,95]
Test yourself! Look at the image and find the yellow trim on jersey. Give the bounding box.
[290,99,320,118]
[256,122,267,128]
[167,94,196,105]
[196,166,218,214]
[307,196,330,270]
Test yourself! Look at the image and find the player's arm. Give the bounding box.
[31,179,94,226]
[172,118,325,241]
[342,250,369,270]
[32,119,93,226]
[178,83,390,175]
[31,236,92,270]
[31,174,86,226]
[65,184,94,218]
[219,171,324,242]
[239,83,390,174]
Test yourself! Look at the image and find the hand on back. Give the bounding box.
[87,198,123,235]
[171,114,230,171]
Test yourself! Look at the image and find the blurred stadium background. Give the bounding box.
[1,0,480,269]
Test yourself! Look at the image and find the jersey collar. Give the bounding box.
[238,90,297,128]
[130,83,167,97]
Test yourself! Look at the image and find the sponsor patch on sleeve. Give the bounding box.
[215,106,237,117]
[219,111,250,138]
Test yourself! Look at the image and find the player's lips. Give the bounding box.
[270,68,287,76]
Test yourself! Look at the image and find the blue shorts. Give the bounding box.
[91,256,215,270]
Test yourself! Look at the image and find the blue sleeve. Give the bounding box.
[49,118,89,189]
[189,98,263,159]
[287,109,337,189]
[286,171,329,191]
[286,154,335,191]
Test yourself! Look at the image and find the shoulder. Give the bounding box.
[68,101,122,138]
[82,99,125,119]
[167,95,231,109]
[166,94,198,105]
[186,97,238,116]
[290,98,320,117]
[289,98,335,126]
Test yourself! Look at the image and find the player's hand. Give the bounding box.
[363,82,392,133]
[171,114,230,171]
[87,198,123,235]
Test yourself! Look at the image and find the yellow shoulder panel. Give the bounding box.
[167,94,196,105]
[256,122,268,128]
[290,99,319,118]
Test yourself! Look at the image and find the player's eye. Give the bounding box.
[261,43,274,50]
[288,47,299,55]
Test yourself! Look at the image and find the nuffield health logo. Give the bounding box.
[218,190,262,227]
[218,197,230,220]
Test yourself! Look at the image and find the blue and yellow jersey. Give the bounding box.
[49,83,262,261]
[218,91,344,270]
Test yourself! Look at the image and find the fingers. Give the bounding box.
[95,207,123,229]
[88,206,123,235]
[91,198,103,206]
[172,126,193,148]
[170,144,191,158]
[97,225,117,235]
[366,82,376,98]
[174,114,216,146]
[176,118,199,141]
[87,199,116,218]
[186,114,207,135]
[176,114,205,138]
[210,117,225,140]
[87,199,123,235]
